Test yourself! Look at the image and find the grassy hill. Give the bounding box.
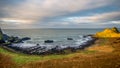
[95,27,120,37]
[22,38,120,68]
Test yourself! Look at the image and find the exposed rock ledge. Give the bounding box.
[95,27,120,38]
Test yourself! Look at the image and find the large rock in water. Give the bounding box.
[21,37,31,41]
[95,27,120,38]
[0,28,5,43]
[44,40,54,43]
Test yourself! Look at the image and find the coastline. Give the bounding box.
[0,36,120,68]
[0,27,120,68]
[22,37,120,68]
[0,35,97,55]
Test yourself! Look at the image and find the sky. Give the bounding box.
[0,0,120,29]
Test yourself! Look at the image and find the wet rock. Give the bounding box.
[21,37,31,41]
[6,36,30,43]
[8,36,19,43]
[67,38,73,40]
[36,44,39,46]
[44,40,54,43]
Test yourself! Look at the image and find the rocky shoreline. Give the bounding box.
[4,27,120,55]
[0,28,97,55]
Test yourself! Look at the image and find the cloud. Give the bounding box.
[65,11,120,24]
[0,18,33,24]
[0,0,119,28]
[0,0,114,22]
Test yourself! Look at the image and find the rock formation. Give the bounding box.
[0,28,5,43]
[44,40,54,43]
[0,27,31,44]
[95,27,120,38]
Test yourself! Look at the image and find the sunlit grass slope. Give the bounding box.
[95,27,120,37]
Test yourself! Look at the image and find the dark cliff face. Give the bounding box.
[112,27,119,33]
[0,28,5,43]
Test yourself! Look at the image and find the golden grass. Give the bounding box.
[1,38,120,68]
[0,53,16,68]
[22,38,120,68]
[22,52,120,68]
[87,45,114,53]
[95,27,120,38]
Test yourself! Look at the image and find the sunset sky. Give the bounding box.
[0,0,120,29]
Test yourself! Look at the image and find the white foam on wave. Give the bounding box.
[75,36,93,45]
[11,43,36,49]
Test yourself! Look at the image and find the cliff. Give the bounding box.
[0,28,4,43]
[95,27,120,38]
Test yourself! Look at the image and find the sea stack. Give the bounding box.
[0,28,5,43]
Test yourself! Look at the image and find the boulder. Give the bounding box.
[67,38,73,40]
[21,37,31,41]
[44,40,54,43]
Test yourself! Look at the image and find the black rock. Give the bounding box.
[8,36,17,43]
[36,44,39,46]
[7,36,23,43]
[67,38,73,40]
[44,40,54,43]
[21,37,31,41]
[0,28,5,43]
[83,35,87,38]
[3,34,10,41]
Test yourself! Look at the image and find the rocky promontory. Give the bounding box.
[95,27,120,38]
[0,28,5,43]
[0,28,31,45]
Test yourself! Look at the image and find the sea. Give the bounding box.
[3,28,120,44]
[3,29,102,43]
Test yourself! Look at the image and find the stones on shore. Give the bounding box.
[7,35,96,55]
[0,27,97,55]
[44,40,54,43]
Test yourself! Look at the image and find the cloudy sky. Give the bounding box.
[0,0,120,29]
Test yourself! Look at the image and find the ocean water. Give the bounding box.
[3,28,103,44]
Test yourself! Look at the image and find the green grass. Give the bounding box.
[0,47,95,65]
[0,47,62,64]
[81,50,97,54]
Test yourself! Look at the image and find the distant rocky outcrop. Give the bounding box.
[95,27,120,38]
[0,28,5,43]
[0,27,31,45]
